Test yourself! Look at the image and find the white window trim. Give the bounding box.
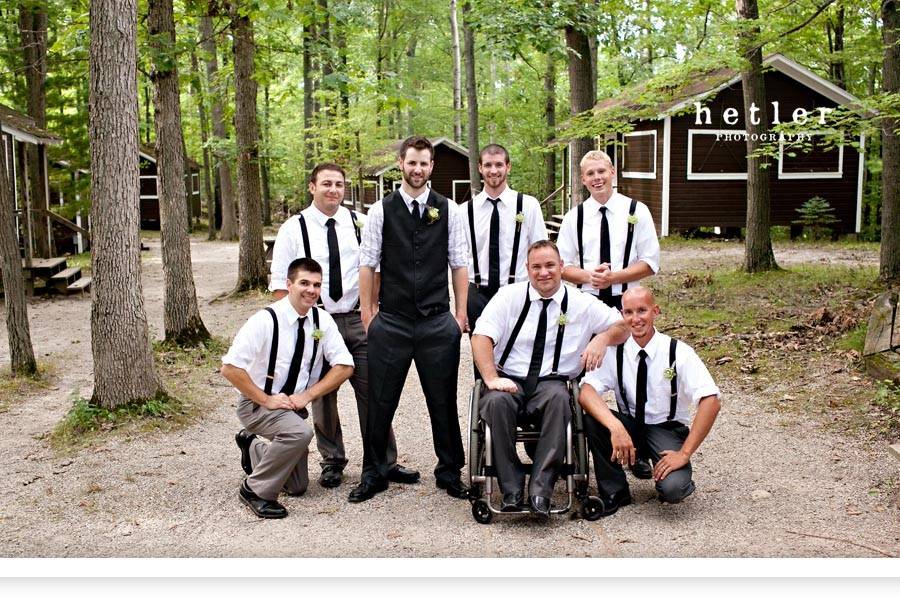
[778,130,844,180]
[621,130,657,179]
[687,129,748,181]
[452,179,471,203]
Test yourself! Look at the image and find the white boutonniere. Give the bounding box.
[426,206,440,224]
[514,212,525,224]
[311,329,325,341]
[353,219,364,230]
[557,313,569,327]
[664,366,676,380]
[627,214,639,225]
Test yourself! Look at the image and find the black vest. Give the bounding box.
[379,190,451,319]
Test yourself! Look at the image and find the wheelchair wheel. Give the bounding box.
[471,500,493,524]
[580,496,605,521]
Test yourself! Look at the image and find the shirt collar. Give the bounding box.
[585,192,623,214]
[476,185,512,205]
[275,295,308,326]
[398,186,430,207]
[306,203,344,226]
[527,282,566,306]
[625,327,661,360]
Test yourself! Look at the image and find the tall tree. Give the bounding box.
[148,0,211,346]
[565,13,595,205]
[302,17,315,204]
[260,84,272,225]
[189,46,216,240]
[230,1,267,291]
[882,0,900,283]
[543,52,557,207]
[462,0,480,195]
[449,0,463,143]
[827,3,846,89]
[736,0,778,272]
[89,0,165,408]
[0,126,37,376]
[18,0,50,258]
[200,8,237,240]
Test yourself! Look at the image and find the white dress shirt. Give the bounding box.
[473,281,622,379]
[462,186,548,286]
[582,329,720,425]
[222,296,354,396]
[557,192,660,296]
[359,188,469,269]
[268,205,364,313]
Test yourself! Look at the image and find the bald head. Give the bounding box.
[622,286,656,308]
[621,286,660,345]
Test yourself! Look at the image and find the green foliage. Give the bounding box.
[792,196,840,240]
[873,380,900,414]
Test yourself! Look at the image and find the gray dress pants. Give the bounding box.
[479,380,571,498]
[237,397,314,501]
[310,312,398,471]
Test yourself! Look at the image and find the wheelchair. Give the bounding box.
[466,379,605,524]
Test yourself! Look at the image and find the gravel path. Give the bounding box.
[0,239,897,558]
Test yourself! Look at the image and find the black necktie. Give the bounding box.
[635,349,648,434]
[524,298,552,395]
[411,199,419,219]
[487,198,500,293]
[325,218,343,302]
[598,206,613,305]
[280,316,307,396]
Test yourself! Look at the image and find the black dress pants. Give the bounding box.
[363,310,465,486]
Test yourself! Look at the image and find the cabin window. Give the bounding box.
[452,179,471,203]
[621,130,656,179]
[778,130,843,179]
[139,175,158,198]
[687,129,748,180]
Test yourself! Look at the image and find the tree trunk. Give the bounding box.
[881,0,900,283]
[736,0,778,272]
[565,23,595,206]
[148,0,210,346]
[831,5,845,89]
[303,21,315,205]
[0,125,37,376]
[462,0,480,196]
[375,0,389,129]
[88,0,165,408]
[201,9,237,240]
[449,0,463,143]
[190,47,216,240]
[260,84,272,226]
[19,3,51,258]
[230,2,267,291]
[543,53,557,213]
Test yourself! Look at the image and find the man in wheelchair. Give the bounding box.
[579,286,721,515]
[471,240,629,520]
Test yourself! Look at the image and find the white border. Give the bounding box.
[661,116,671,236]
[778,130,844,180]
[856,132,865,233]
[621,130,657,179]
[687,129,748,180]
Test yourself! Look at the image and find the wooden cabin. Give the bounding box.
[592,54,866,236]
[139,144,202,229]
[361,137,471,207]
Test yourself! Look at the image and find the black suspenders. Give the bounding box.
[576,198,639,285]
[261,306,322,398]
[469,192,526,288]
[298,209,361,255]
[615,337,679,421]
[497,286,569,377]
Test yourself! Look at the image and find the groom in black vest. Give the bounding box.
[349,136,470,503]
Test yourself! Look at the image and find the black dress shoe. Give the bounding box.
[500,491,525,512]
[239,481,287,519]
[318,465,343,488]
[386,464,421,484]
[235,429,257,475]
[630,458,653,480]
[529,495,551,522]
[437,477,470,499]
[347,478,388,503]
[601,490,633,517]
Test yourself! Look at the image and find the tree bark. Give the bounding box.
[736,0,778,272]
[543,53,557,212]
[881,0,900,283]
[190,47,216,240]
[830,5,845,89]
[303,20,315,205]
[260,84,272,226]
[230,2,267,291]
[19,2,51,258]
[148,0,210,346]
[449,0,463,143]
[462,0,480,196]
[201,9,237,240]
[565,22,595,206]
[88,0,165,408]
[0,127,37,376]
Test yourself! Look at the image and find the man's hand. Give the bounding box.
[485,377,518,394]
[290,390,315,411]
[263,392,294,411]
[361,306,377,333]
[653,449,690,481]
[455,312,468,333]
[580,334,609,372]
[590,264,614,290]
[609,424,636,467]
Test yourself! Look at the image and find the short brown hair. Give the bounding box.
[288,257,323,281]
[479,143,510,164]
[399,136,434,161]
[526,239,561,260]
[309,162,346,184]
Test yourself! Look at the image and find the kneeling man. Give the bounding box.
[579,286,721,515]
[471,240,628,520]
[222,258,354,518]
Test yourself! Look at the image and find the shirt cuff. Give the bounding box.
[692,385,720,404]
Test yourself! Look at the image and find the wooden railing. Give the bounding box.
[33,208,91,238]
[539,184,565,211]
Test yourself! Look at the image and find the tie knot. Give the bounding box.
[540,298,552,307]
[599,206,608,215]
[298,316,307,325]
[326,217,336,228]
[638,349,647,360]
[488,197,499,206]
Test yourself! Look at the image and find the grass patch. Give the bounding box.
[0,362,58,413]
[65,251,91,273]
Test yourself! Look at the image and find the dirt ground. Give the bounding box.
[0,237,897,558]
